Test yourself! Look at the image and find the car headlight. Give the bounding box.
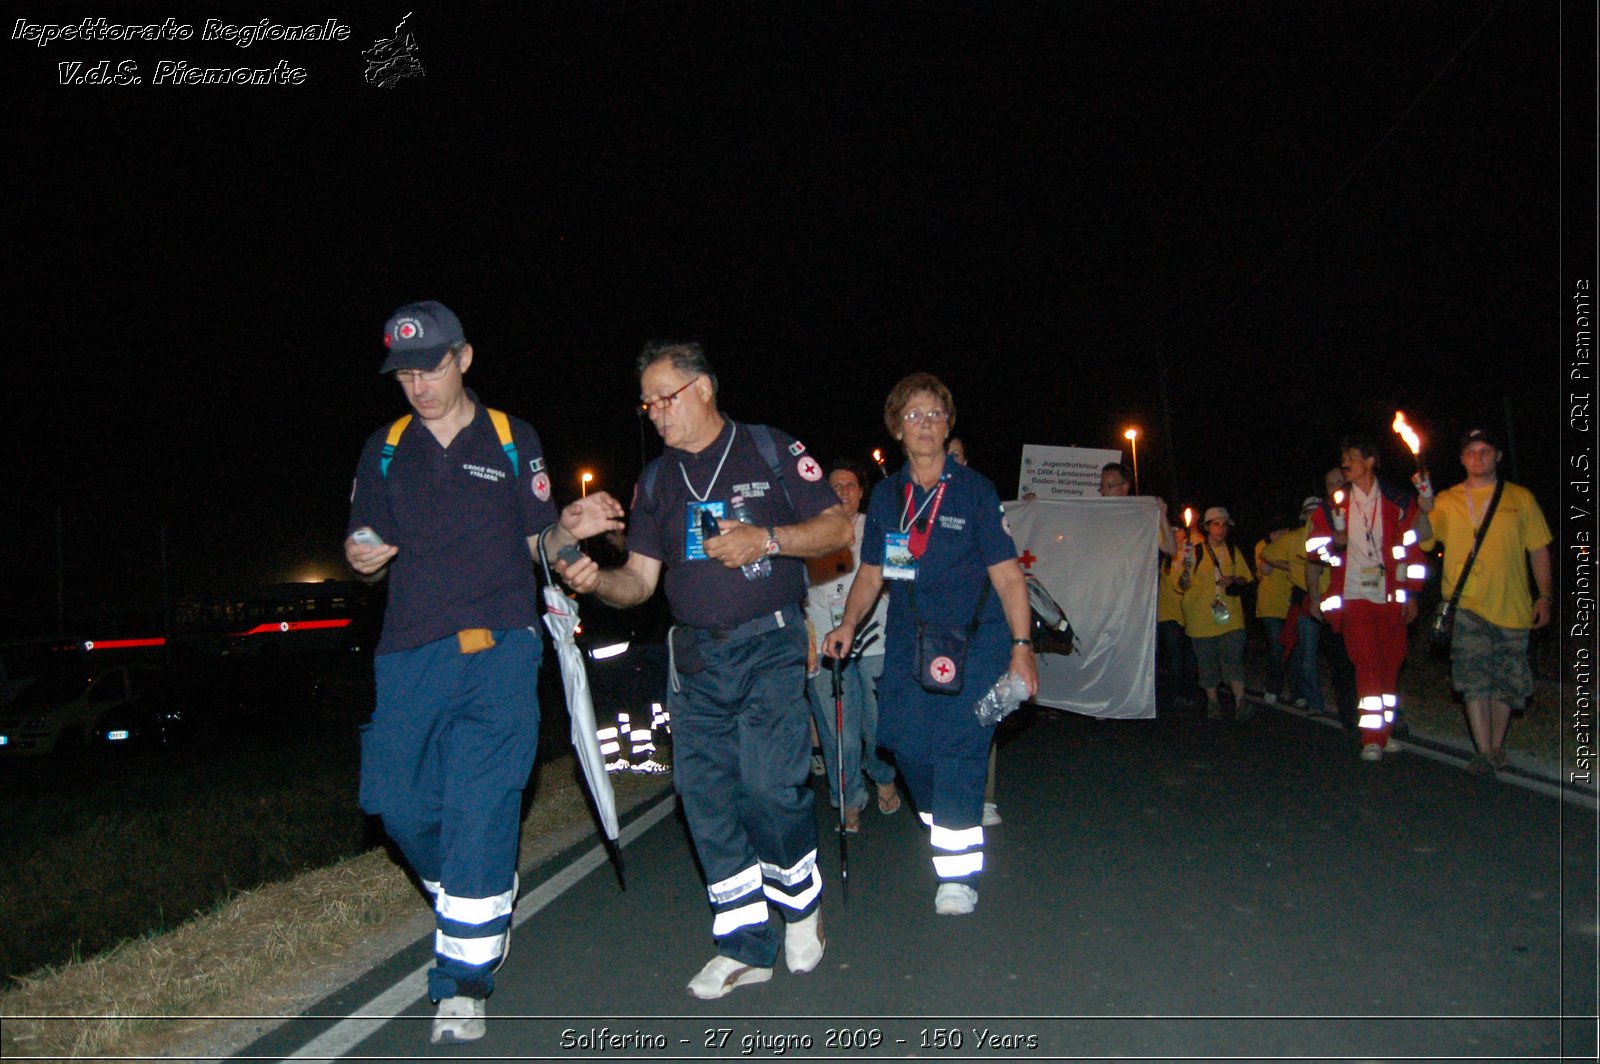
[589,641,630,661]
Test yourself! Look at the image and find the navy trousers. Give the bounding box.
[361,627,539,1001]
[671,621,820,967]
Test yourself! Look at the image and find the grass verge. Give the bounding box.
[0,757,671,1062]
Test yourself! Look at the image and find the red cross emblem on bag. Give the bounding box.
[929,656,956,685]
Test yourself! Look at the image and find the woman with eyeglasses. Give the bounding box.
[822,373,1037,916]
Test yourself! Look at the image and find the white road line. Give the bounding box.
[1259,696,1597,810]
[274,794,678,1063]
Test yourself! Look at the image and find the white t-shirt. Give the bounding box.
[805,513,888,658]
[1344,482,1387,605]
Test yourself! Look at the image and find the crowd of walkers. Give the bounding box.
[1157,432,1552,772]
[344,301,1553,1041]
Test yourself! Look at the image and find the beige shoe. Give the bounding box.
[431,996,486,1044]
[784,911,826,973]
[686,955,772,1000]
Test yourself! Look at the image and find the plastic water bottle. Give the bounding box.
[729,494,771,580]
[975,670,1029,725]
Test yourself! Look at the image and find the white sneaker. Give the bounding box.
[630,758,672,775]
[604,759,629,773]
[686,955,772,1000]
[784,911,825,973]
[1360,744,1383,762]
[431,996,486,1044]
[935,883,978,916]
[982,802,1002,826]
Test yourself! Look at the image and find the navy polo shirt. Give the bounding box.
[629,418,839,630]
[349,392,558,654]
[861,455,1017,629]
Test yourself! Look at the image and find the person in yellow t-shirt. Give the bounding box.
[1254,522,1298,701]
[1417,428,1553,775]
[1178,507,1254,720]
[1158,522,1200,713]
[1262,496,1332,715]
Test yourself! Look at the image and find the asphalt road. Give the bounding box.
[243,705,1597,1062]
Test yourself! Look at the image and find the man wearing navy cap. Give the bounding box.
[345,300,621,1044]
[559,341,852,1000]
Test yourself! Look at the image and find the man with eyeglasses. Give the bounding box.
[557,340,852,1000]
[344,300,623,1044]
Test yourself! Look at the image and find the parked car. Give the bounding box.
[92,671,198,751]
[0,664,190,756]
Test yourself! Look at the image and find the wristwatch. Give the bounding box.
[764,527,782,557]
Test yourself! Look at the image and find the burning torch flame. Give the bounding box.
[1392,410,1427,475]
[1183,507,1193,527]
[1333,489,1345,506]
[1392,412,1422,456]
[871,448,887,476]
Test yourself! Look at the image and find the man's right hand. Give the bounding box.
[345,531,398,576]
[821,621,856,661]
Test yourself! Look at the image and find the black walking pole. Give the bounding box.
[829,653,848,904]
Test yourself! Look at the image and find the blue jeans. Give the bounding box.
[1289,613,1325,714]
[1260,616,1287,695]
[810,654,896,812]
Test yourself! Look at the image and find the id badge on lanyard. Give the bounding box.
[685,501,727,562]
[883,531,917,580]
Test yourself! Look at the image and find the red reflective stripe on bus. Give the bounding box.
[233,618,353,637]
[82,637,167,650]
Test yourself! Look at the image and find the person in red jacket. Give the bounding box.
[1305,436,1433,761]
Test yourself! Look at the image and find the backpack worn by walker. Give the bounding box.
[635,422,792,510]
[378,409,518,478]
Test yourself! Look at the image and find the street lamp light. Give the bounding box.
[1123,428,1140,494]
[580,471,594,497]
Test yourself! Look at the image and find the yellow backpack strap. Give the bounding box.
[487,408,519,476]
[379,415,413,478]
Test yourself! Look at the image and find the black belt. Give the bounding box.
[694,604,803,643]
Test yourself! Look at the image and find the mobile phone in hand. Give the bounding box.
[699,510,720,541]
[351,528,384,547]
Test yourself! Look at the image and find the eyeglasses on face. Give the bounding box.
[901,408,948,425]
[640,376,700,414]
[393,352,456,384]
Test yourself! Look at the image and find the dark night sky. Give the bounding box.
[6,0,1589,636]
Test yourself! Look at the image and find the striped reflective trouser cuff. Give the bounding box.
[430,879,517,999]
[761,850,821,917]
[708,864,770,937]
[1357,694,1386,733]
[923,812,985,883]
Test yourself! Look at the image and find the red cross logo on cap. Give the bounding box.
[797,456,822,481]
[930,656,956,684]
[398,321,419,340]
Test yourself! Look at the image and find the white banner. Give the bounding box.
[1018,444,1123,500]
[1005,496,1158,719]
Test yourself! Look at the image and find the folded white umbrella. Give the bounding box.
[539,548,624,888]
